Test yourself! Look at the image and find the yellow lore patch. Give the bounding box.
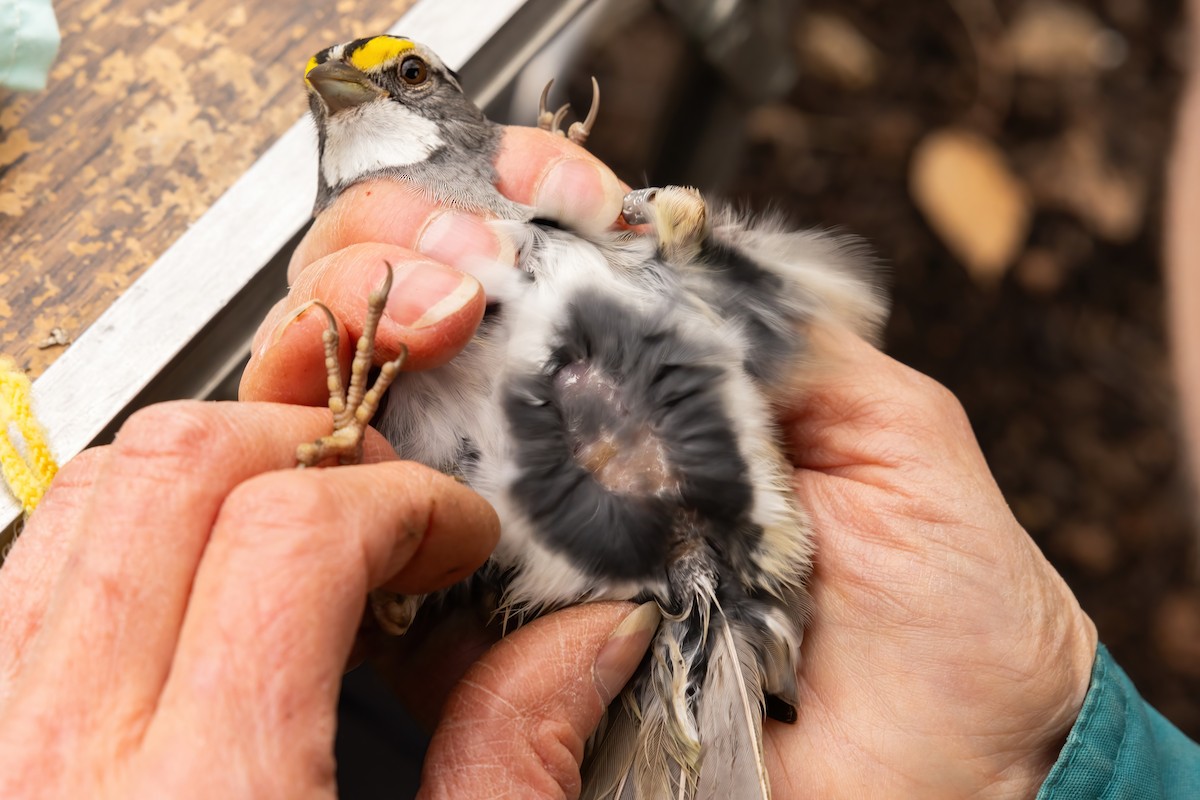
[348,36,415,73]
[304,55,319,78]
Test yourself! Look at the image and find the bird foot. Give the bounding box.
[622,186,711,264]
[369,590,425,636]
[296,266,419,636]
[537,77,600,146]
[295,263,407,467]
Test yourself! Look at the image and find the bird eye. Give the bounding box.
[399,56,428,85]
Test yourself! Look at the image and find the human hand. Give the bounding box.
[407,329,1098,800]
[237,124,1095,798]
[762,328,1098,799]
[238,126,626,403]
[0,401,503,796]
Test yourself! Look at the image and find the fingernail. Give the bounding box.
[536,159,625,234]
[262,300,319,357]
[418,211,515,268]
[593,602,660,705]
[381,262,480,328]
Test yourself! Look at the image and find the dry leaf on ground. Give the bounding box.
[910,127,1031,283]
[1005,0,1127,77]
[795,12,880,90]
[1025,125,1147,242]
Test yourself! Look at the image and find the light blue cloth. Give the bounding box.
[1039,644,1200,798]
[0,0,59,91]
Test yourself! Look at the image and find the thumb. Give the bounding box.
[418,602,660,800]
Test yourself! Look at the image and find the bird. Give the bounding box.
[295,34,887,799]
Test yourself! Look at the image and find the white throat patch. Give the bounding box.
[321,100,445,188]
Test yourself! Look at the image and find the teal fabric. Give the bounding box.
[1038,644,1200,799]
[0,0,59,91]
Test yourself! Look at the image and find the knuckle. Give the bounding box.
[527,716,583,798]
[470,657,587,795]
[220,472,341,540]
[34,447,107,511]
[113,402,228,474]
[907,371,968,421]
[52,446,106,486]
[888,371,980,457]
[290,243,373,301]
[285,252,325,301]
[216,472,369,572]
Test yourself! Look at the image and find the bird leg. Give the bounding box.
[622,186,711,264]
[295,264,421,636]
[536,77,600,146]
[295,263,407,467]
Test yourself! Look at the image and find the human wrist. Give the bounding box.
[980,603,1098,798]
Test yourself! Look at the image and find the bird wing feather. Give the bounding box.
[580,698,641,800]
[695,609,771,800]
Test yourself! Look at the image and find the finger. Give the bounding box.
[289,180,516,283]
[420,602,660,800]
[288,127,626,282]
[495,126,626,233]
[0,448,109,695]
[375,606,502,732]
[150,462,498,772]
[4,403,380,734]
[242,243,485,403]
[287,244,484,369]
[240,300,352,405]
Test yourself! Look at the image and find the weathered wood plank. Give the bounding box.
[0,0,419,378]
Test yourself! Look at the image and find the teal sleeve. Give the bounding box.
[0,0,60,91]
[1038,643,1200,799]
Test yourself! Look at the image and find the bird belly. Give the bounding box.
[379,225,816,616]
[488,225,804,613]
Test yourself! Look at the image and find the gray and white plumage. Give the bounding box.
[304,35,887,799]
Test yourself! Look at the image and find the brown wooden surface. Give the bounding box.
[0,0,418,378]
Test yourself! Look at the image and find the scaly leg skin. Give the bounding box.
[537,77,600,146]
[295,263,407,467]
[622,186,711,264]
[295,264,421,636]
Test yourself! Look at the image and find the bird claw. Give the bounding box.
[568,76,600,146]
[536,79,557,131]
[550,103,571,135]
[295,263,407,467]
[536,76,600,146]
[370,589,425,636]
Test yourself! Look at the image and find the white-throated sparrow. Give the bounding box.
[297,35,887,799]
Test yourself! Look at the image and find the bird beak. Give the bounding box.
[305,61,387,113]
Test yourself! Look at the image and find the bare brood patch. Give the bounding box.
[554,361,679,498]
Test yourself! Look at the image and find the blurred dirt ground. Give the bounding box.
[579,0,1200,737]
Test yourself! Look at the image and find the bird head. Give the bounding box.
[304,35,497,211]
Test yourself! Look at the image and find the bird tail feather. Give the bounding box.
[582,572,782,800]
